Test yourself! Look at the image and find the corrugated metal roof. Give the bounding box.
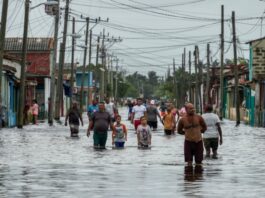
[4,37,54,51]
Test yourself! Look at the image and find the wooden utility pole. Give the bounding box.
[110,57,114,98]
[205,43,211,105]
[80,17,90,110]
[194,46,199,113]
[115,59,119,100]
[183,48,186,71]
[70,17,75,105]
[220,5,225,120]
[197,46,203,114]
[48,0,60,126]
[88,29,93,104]
[173,58,177,107]
[96,36,100,66]
[89,30,92,65]
[55,0,70,121]
[232,11,240,126]
[0,0,9,103]
[189,51,192,103]
[17,0,30,128]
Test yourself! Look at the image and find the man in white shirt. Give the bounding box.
[202,104,223,159]
[105,98,116,122]
[131,98,147,131]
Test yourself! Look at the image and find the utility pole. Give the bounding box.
[183,48,186,71]
[189,51,192,103]
[70,17,75,105]
[99,29,106,101]
[88,29,93,104]
[17,0,30,128]
[80,17,89,111]
[205,43,210,105]
[55,0,70,121]
[0,0,9,104]
[95,36,100,98]
[220,5,225,120]
[48,0,60,125]
[173,58,177,107]
[194,46,199,113]
[115,58,119,101]
[101,29,107,99]
[88,30,92,65]
[197,46,203,114]
[110,57,113,98]
[96,36,100,66]
[232,11,240,126]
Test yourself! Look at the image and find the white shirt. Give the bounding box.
[132,105,146,120]
[202,112,220,138]
[105,102,115,118]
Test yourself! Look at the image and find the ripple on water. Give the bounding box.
[1,109,265,197]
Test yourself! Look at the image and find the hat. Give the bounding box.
[150,100,155,105]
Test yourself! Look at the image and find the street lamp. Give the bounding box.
[31,1,58,11]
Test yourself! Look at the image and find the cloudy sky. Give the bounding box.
[2,0,265,76]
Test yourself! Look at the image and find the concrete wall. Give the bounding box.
[252,40,265,80]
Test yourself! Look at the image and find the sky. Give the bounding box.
[2,0,265,76]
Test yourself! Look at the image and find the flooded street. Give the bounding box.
[1,107,265,197]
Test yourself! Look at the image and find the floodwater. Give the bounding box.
[1,107,265,197]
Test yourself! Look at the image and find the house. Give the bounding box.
[4,37,54,119]
[246,37,265,127]
[203,62,248,123]
[1,54,21,127]
[75,66,94,110]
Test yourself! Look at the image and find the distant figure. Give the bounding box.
[87,102,113,149]
[177,103,207,166]
[105,98,116,122]
[65,102,84,137]
[112,115,127,148]
[163,107,176,135]
[137,116,152,149]
[131,98,147,131]
[146,99,162,131]
[202,104,223,159]
[127,100,134,120]
[31,99,39,124]
[87,99,99,121]
[179,105,187,117]
[159,101,167,118]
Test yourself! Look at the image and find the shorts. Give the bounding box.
[147,121,157,129]
[70,124,79,136]
[115,141,125,148]
[203,138,219,151]
[164,129,173,135]
[184,140,204,164]
[138,143,150,149]
[93,131,108,149]
[134,120,141,130]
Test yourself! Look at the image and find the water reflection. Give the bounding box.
[1,109,265,197]
[184,165,203,182]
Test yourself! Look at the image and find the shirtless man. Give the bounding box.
[177,103,207,166]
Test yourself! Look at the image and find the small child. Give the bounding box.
[137,116,152,148]
[163,107,176,135]
[112,115,127,148]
